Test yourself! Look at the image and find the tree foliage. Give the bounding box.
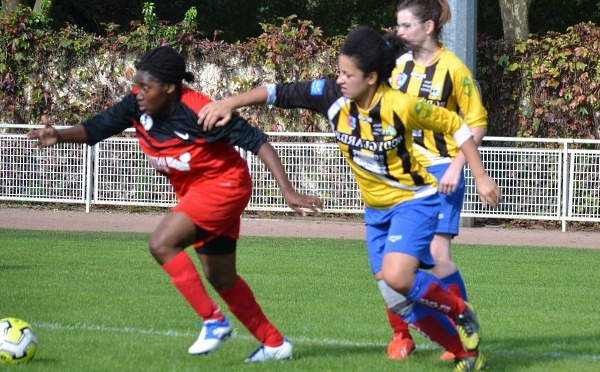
[4,0,600,42]
[3,2,600,139]
[477,22,600,139]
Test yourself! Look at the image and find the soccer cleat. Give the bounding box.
[387,336,416,360]
[454,302,481,351]
[188,317,233,355]
[244,338,293,362]
[453,351,488,372]
[440,350,456,360]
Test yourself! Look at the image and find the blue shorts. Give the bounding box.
[365,194,440,274]
[428,163,465,236]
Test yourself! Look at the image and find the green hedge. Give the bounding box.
[2,3,599,139]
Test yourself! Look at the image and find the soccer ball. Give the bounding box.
[0,317,38,364]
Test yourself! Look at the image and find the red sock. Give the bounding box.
[218,276,283,347]
[411,312,475,358]
[386,306,411,339]
[162,251,222,321]
[420,282,467,318]
[446,283,463,300]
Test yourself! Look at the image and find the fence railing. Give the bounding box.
[2,124,599,231]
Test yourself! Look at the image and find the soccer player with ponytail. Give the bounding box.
[198,26,499,372]
[386,1,489,365]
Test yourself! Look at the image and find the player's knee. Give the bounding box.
[377,280,413,317]
[148,234,177,262]
[205,272,237,291]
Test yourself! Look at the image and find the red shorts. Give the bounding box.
[172,173,252,248]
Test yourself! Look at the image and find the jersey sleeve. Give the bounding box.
[205,114,268,154]
[270,79,342,116]
[81,93,137,145]
[451,65,488,129]
[405,94,471,141]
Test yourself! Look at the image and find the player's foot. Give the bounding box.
[440,350,456,360]
[244,338,293,362]
[454,302,480,351]
[453,351,487,372]
[387,336,416,360]
[188,317,233,355]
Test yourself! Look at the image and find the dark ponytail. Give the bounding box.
[341,26,406,85]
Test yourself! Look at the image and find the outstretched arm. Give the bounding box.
[457,136,502,208]
[438,126,487,194]
[198,87,269,131]
[257,142,323,216]
[27,115,88,148]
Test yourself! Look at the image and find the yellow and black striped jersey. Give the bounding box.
[265,80,472,209]
[391,44,487,167]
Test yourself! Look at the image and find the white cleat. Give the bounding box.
[244,338,293,362]
[188,317,233,355]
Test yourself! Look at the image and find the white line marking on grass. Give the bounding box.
[33,322,600,360]
[35,322,196,338]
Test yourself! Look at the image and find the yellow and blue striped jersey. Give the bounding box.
[391,44,487,167]
[266,80,472,209]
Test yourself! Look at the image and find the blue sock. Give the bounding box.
[405,270,447,302]
[409,304,458,336]
[441,270,468,301]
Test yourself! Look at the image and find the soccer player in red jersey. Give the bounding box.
[27,45,322,363]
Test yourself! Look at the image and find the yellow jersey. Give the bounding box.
[266,80,473,209]
[391,44,487,167]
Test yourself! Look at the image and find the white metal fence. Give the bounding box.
[2,124,599,231]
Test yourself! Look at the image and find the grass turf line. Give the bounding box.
[0,228,599,371]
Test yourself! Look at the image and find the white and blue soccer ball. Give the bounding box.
[0,317,38,364]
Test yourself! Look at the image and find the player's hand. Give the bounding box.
[283,192,323,216]
[475,175,502,208]
[197,100,234,131]
[26,115,60,148]
[438,167,461,194]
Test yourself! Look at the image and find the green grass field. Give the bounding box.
[0,228,599,371]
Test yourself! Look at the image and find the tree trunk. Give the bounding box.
[33,0,44,12]
[498,0,535,40]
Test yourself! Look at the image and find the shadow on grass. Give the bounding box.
[0,264,30,270]
[479,334,600,371]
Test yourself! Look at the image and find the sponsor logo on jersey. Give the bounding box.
[430,82,442,98]
[425,99,447,107]
[174,131,190,140]
[147,152,191,173]
[414,100,432,119]
[358,114,373,123]
[310,79,326,95]
[384,125,397,137]
[420,79,432,95]
[140,114,153,130]
[335,131,403,152]
[372,122,383,135]
[396,73,408,89]
[347,114,357,130]
[462,76,474,97]
[411,72,426,80]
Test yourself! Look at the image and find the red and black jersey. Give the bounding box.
[80,87,268,198]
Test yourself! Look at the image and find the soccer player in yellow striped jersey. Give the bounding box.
[385,1,489,368]
[198,26,501,371]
